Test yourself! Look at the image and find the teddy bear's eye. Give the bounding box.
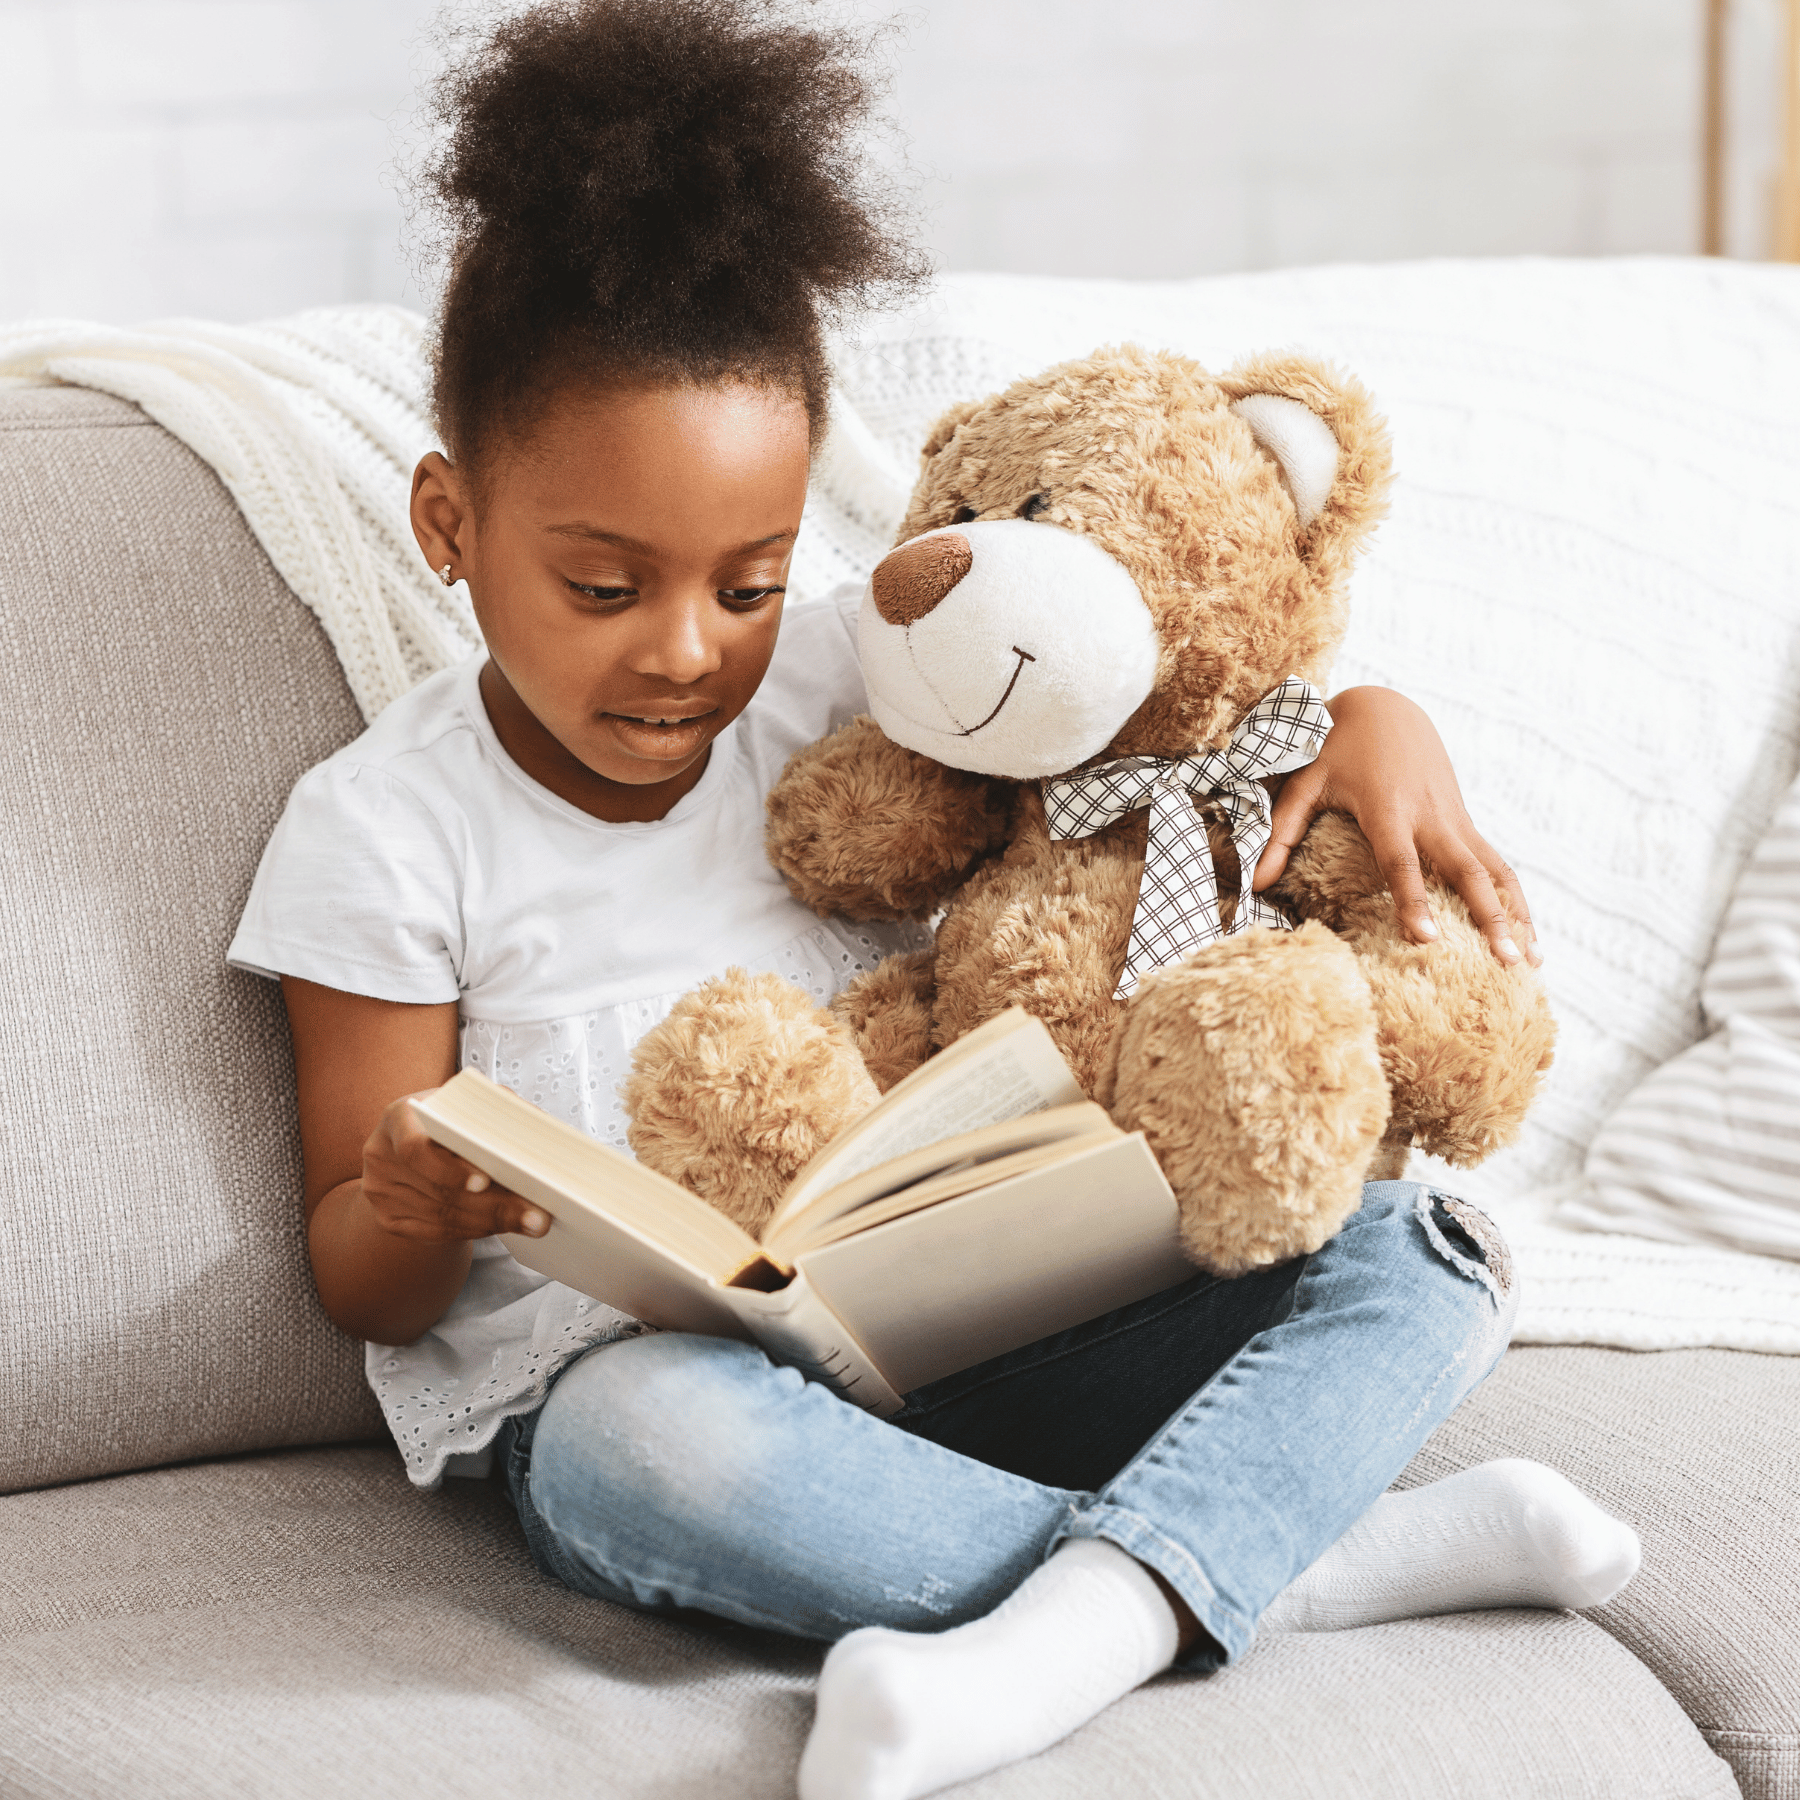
[950,505,979,525]
[1019,493,1048,520]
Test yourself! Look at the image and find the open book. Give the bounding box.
[414,1009,1191,1415]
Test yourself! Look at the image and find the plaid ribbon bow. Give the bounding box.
[1042,676,1333,999]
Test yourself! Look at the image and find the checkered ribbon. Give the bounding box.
[1042,676,1333,999]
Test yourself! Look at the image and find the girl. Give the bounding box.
[230,5,1639,1797]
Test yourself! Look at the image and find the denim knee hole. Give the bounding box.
[1414,1189,1515,1312]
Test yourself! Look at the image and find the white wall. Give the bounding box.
[0,0,1785,323]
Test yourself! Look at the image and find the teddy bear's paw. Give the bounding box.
[1359,896,1557,1169]
[828,949,938,1093]
[1271,811,1556,1167]
[624,969,881,1238]
[1110,922,1391,1276]
[766,715,1015,922]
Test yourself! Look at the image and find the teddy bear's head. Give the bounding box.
[856,345,1394,779]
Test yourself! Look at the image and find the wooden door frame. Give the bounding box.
[1705,0,1800,258]
[1779,0,1800,257]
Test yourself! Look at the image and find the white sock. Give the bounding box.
[1262,1458,1642,1634]
[797,1538,1180,1800]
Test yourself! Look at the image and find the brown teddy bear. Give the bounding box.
[624,345,1555,1275]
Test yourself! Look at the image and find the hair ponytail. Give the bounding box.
[420,0,923,466]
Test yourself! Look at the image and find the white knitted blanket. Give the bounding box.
[0,307,479,723]
[8,260,1799,1354]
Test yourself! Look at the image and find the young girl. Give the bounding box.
[230,5,1639,1796]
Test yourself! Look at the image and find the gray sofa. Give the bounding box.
[1,381,1795,1800]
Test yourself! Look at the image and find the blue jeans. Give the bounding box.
[496,1181,1516,1672]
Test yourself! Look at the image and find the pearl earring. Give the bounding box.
[438,563,456,587]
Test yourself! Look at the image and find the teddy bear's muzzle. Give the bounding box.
[857,518,1160,781]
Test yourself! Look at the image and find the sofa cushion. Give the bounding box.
[1402,1345,1800,1800]
[0,385,380,1493]
[0,1441,1736,1800]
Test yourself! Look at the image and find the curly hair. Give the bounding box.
[420,0,924,469]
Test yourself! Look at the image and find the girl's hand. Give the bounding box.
[1252,686,1540,967]
[360,1091,552,1242]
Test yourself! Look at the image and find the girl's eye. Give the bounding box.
[720,586,784,608]
[950,505,978,525]
[570,582,636,603]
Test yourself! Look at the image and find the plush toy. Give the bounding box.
[624,345,1555,1274]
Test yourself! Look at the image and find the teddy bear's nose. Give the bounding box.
[871,532,974,627]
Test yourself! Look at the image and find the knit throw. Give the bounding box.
[1042,676,1333,999]
[0,308,481,724]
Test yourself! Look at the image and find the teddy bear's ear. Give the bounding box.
[1220,353,1394,579]
[918,395,986,464]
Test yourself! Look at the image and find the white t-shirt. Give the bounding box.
[230,587,930,1488]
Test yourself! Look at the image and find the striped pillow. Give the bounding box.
[1573,774,1800,1260]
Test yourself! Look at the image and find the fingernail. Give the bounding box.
[1416,918,1439,940]
[522,1209,549,1235]
[464,1171,490,1193]
[1497,937,1520,962]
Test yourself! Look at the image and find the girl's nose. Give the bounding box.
[634,594,723,684]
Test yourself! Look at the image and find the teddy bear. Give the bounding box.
[623,344,1556,1276]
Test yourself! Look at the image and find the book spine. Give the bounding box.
[725,1273,905,1417]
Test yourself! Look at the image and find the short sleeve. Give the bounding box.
[227,760,464,1004]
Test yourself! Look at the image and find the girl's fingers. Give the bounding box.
[500,1196,552,1237]
[372,1181,545,1243]
[1252,763,1328,891]
[366,1110,548,1240]
[1361,814,1440,945]
[1431,841,1523,965]
[1469,833,1541,966]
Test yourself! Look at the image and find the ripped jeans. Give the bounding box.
[495,1181,1517,1672]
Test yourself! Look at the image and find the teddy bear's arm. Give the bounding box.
[1271,811,1556,1167]
[765,715,1018,921]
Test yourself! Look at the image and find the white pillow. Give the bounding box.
[1569,768,1800,1260]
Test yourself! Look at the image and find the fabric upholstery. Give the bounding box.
[0,1442,1736,1800]
[0,385,381,1493]
[1402,1345,1800,1800]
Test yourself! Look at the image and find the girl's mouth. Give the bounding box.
[602,710,717,760]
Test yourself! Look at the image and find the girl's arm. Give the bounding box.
[283,976,548,1346]
[1252,686,1539,966]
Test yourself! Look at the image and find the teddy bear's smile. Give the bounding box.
[858,519,1159,781]
[957,645,1037,736]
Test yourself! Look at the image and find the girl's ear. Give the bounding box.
[411,451,472,580]
[1219,353,1395,582]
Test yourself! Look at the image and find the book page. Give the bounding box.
[781,1127,1121,1256]
[771,1010,1084,1228]
[797,1133,1191,1397]
[764,1102,1115,1257]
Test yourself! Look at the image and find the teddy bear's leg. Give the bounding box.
[624,969,880,1238]
[1107,921,1391,1277]
[1271,812,1557,1169]
[827,948,939,1093]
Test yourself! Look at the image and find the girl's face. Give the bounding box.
[411,380,811,823]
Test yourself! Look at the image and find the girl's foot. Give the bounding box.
[797,1537,1178,1800]
[1262,1458,1642,1634]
